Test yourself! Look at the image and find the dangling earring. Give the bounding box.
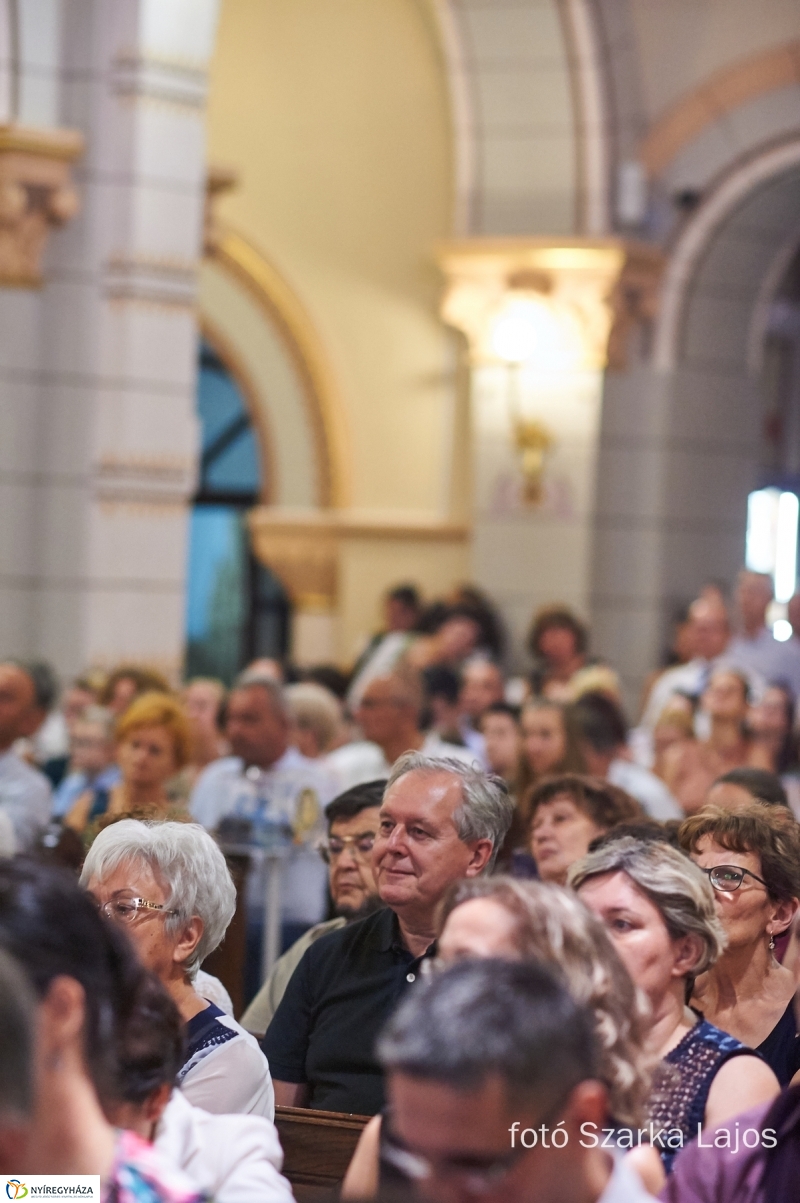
[769,934,776,951]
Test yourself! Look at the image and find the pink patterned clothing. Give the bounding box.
[103,1129,205,1203]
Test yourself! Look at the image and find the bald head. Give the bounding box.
[357,669,424,754]
[0,664,42,751]
[688,597,730,661]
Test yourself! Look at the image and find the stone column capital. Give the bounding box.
[436,237,664,371]
[0,123,84,287]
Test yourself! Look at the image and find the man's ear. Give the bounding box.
[40,976,86,1054]
[172,916,204,968]
[464,839,494,877]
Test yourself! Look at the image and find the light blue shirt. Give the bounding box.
[191,748,336,925]
[0,750,52,851]
[52,764,121,817]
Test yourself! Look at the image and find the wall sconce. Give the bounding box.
[488,294,582,505]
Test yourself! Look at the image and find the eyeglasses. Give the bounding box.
[98,897,178,925]
[700,864,769,892]
[381,1089,570,1194]
[318,834,375,863]
[381,1134,529,1193]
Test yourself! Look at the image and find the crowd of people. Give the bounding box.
[2,568,800,1200]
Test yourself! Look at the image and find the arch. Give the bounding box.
[641,41,800,179]
[205,228,352,508]
[654,134,800,372]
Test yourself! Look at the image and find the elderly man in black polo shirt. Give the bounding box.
[262,751,513,1115]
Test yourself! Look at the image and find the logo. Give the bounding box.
[6,1182,28,1200]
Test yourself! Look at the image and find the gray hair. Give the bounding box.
[80,820,236,975]
[233,671,289,720]
[286,682,343,753]
[378,958,597,1108]
[386,752,513,871]
[0,948,35,1119]
[569,837,726,977]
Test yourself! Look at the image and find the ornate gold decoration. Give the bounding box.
[0,124,84,287]
[436,237,664,372]
[204,166,238,254]
[247,507,470,608]
[513,418,555,504]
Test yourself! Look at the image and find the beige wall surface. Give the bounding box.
[206,0,459,519]
[629,0,800,124]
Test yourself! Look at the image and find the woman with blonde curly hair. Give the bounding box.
[66,692,192,836]
[342,875,652,1198]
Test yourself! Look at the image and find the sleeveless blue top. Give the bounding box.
[647,1017,753,1173]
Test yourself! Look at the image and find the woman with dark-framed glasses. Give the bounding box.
[81,818,274,1118]
[679,801,800,1085]
[571,837,779,1173]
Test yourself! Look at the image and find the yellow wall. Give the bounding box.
[206,0,460,519]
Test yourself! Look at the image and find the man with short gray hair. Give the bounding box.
[262,754,513,1116]
[378,959,657,1203]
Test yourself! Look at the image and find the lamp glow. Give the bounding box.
[774,619,793,642]
[746,489,778,575]
[775,491,798,603]
[489,296,582,369]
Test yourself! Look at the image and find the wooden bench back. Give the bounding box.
[275,1105,370,1203]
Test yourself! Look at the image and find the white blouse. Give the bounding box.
[178,1003,274,1120]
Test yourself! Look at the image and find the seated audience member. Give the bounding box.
[191,673,334,979]
[421,666,471,750]
[706,767,791,811]
[262,753,513,1115]
[19,662,69,782]
[241,780,384,1038]
[60,675,99,731]
[638,597,732,734]
[377,959,660,1203]
[286,681,343,759]
[651,704,694,783]
[748,681,796,759]
[571,838,780,1172]
[480,702,523,786]
[519,697,586,793]
[662,1084,800,1203]
[459,658,505,728]
[347,584,422,711]
[0,858,201,1198]
[527,605,589,700]
[572,693,683,821]
[108,974,294,1203]
[405,607,483,672]
[527,774,643,885]
[343,876,653,1200]
[65,692,192,836]
[326,667,476,793]
[53,704,119,818]
[101,664,172,716]
[182,677,228,775]
[81,819,274,1118]
[0,661,52,851]
[663,669,771,814]
[728,570,800,701]
[679,802,800,1085]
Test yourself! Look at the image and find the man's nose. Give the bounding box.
[385,824,408,850]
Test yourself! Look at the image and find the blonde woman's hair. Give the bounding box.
[438,875,651,1126]
[569,836,726,978]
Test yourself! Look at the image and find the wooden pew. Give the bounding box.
[275,1105,370,1203]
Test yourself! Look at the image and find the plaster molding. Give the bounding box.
[436,237,664,371]
[557,0,611,235]
[104,254,197,308]
[248,506,470,607]
[112,53,210,111]
[0,123,83,287]
[641,40,800,179]
[92,456,196,507]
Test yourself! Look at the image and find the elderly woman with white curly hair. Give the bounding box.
[570,836,780,1173]
[81,819,274,1119]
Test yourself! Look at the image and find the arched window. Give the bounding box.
[185,341,289,681]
